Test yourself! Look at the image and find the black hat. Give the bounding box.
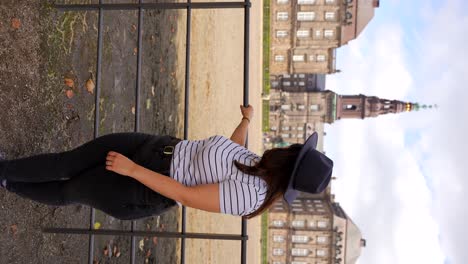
[283,132,333,205]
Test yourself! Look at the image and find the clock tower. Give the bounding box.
[334,94,418,121]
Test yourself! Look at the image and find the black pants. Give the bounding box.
[0,133,179,220]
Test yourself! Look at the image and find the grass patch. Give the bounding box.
[261,211,269,264]
[262,99,270,132]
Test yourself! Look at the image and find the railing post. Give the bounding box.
[241,1,251,263]
[88,0,104,263]
[181,0,192,263]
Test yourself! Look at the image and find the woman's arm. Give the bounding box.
[105,151,220,213]
[230,105,253,146]
[131,165,220,212]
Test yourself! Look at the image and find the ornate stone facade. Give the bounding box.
[269,0,379,75]
[267,196,366,264]
[264,87,417,148]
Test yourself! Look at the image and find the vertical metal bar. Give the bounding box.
[181,1,192,263]
[241,1,251,264]
[131,1,144,264]
[89,1,104,263]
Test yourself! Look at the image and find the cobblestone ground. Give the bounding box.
[0,1,183,263]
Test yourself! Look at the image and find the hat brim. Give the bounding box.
[283,132,318,205]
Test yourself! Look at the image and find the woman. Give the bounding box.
[0,105,333,220]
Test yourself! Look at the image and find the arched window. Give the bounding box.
[344,104,357,110]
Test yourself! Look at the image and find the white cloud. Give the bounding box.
[329,23,412,99]
[323,2,468,263]
[413,1,468,263]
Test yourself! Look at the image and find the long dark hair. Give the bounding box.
[234,144,302,219]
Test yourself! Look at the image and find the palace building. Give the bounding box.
[265,87,418,147]
[270,0,380,75]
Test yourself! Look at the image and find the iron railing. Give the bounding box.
[42,1,252,264]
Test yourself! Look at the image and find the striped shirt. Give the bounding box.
[169,135,268,216]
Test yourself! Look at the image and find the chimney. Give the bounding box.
[373,0,380,8]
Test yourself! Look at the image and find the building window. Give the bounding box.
[273,248,284,256]
[291,262,307,264]
[317,221,328,228]
[325,0,335,3]
[317,55,326,62]
[277,12,289,21]
[292,208,303,212]
[297,12,315,21]
[308,221,316,228]
[315,29,322,38]
[276,30,288,38]
[281,133,290,138]
[270,126,277,131]
[272,220,285,227]
[316,249,327,257]
[298,81,305,86]
[314,200,321,203]
[298,0,315,4]
[271,81,279,87]
[310,104,320,111]
[273,262,284,264]
[283,81,291,86]
[292,248,309,256]
[292,235,309,243]
[273,235,285,242]
[292,220,306,228]
[297,126,304,131]
[282,126,290,131]
[296,30,310,38]
[324,12,336,20]
[298,73,305,78]
[281,104,291,110]
[292,55,305,62]
[317,208,325,212]
[276,0,289,4]
[275,55,285,62]
[317,236,327,243]
[316,203,323,208]
[324,29,334,38]
[297,104,305,110]
[344,104,357,110]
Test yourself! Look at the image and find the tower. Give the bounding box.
[334,94,417,121]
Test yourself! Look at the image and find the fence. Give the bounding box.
[42,1,252,264]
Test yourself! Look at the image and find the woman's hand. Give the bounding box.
[105,151,137,177]
[240,104,254,120]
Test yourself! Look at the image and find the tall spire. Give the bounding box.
[413,103,438,111]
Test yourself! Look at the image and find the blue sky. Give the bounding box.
[325,0,468,263]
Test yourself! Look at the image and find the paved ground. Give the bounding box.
[0,1,182,263]
[174,1,265,263]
